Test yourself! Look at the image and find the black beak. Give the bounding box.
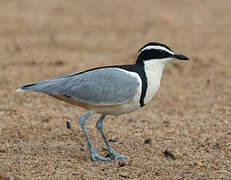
[173,53,189,60]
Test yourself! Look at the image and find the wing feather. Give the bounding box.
[20,68,140,106]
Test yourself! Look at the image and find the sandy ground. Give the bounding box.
[0,0,231,179]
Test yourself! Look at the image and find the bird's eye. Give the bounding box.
[160,50,165,55]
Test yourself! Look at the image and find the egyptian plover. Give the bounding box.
[17,42,189,161]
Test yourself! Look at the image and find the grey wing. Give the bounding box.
[20,68,140,106]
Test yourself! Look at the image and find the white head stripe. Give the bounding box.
[138,45,174,55]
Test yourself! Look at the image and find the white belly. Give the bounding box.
[89,97,141,115]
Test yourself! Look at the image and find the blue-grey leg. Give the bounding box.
[78,112,111,161]
[96,115,128,159]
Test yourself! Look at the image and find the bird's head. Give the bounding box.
[136,42,189,65]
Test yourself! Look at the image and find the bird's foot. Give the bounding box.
[107,150,128,159]
[91,150,111,161]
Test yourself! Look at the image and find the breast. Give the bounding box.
[143,62,164,105]
[143,71,161,104]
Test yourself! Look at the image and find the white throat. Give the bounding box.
[144,58,173,67]
[143,58,173,104]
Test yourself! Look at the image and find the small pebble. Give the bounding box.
[102,147,108,152]
[144,138,152,144]
[213,143,220,149]
[162,120,171,127]
[0,149,6,153]
[196,161,205,168]
[155,172,160,176]
[66,121,71,129]
[119,172,129,178]
[127,119,134,123]
[108,139,117,142]
[42,119,49,123]
[105,153,116,159]
[164,150,175,159]
[48,60,64,66]
[118,161,126,167]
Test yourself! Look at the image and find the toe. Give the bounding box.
[108,151,128,159]
[91,151,111,161]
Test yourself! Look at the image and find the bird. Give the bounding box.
[16,42,189,161]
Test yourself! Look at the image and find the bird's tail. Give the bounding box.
[16,82,37,92]
[16,74,70,94]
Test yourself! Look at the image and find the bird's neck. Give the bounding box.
[142,58,172,104]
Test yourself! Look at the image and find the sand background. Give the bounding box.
[0,0,230,179]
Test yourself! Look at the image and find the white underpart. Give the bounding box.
[143,58,174,104]
[16,88,26,92]
[139,45,175,55]
[88,68,142,115]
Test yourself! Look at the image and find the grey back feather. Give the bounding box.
[21,68,140,105]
